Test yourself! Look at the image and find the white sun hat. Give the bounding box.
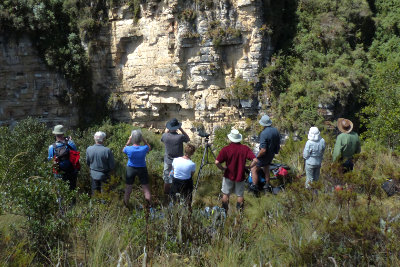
[227,129,242,143]
[308,127,321,141]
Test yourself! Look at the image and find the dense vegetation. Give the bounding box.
[1,0,400,265]
[263,0,400,150]
[1,118,400,265]
[1,0,399,147]
[0,0,139,125]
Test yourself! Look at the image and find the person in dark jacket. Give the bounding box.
[86,131,115,195]
[48,125,78,191]
[250,115,280,191]
[161,118,190,196]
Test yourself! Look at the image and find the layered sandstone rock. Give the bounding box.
[0,35,78,127]
[1,0,272,135]
[102,0,271,135]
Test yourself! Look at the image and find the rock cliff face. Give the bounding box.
[0,35,79,127]
[1,0,272,134]
[100,0,272,133]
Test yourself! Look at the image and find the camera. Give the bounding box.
[198,130,210,138]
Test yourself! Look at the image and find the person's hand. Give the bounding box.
[125,136,132,146]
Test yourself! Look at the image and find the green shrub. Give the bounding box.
[179,8,197,22]
[226,77,255,100]
[262,0,372,133]
[206,20,241,46]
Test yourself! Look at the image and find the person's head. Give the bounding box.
[52,125,65,140]
[166,118,181,132]
[130,130,142,145]
[337,118,353,134]
[308,127,321,141]
[184,144,196,157]
[227,129,242,143]
[94,131,106,143]
[259,115,272,127]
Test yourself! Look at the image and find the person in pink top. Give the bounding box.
[215,129,258,212]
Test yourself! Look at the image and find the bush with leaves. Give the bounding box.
[360,0,400,150]
[262,0,372,133]
[0,118,76,262]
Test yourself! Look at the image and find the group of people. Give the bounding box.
[302,118,361,189]
[47,115,361,213]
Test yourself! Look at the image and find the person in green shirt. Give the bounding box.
[332,118,361,171]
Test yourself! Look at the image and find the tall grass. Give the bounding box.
[1,119,400,266]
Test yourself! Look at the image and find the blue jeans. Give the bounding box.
[305,164,321,188]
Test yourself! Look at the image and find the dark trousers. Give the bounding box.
[170,178,193,204]
[60,171,78,191]
[343,159,354,173]
[91,176,109,195]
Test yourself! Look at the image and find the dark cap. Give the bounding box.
[166,118,182,131]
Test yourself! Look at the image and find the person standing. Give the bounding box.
[250,115,280,191]
[332,118,361,171]
[161,118,190,197]
[48,125,78,191]
[215,129,258,213]
[123,130,152,209]
[170,144,196,209]
[303,127,326,188]
[86,131,115,195]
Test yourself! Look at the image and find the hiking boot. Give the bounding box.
[249,183,259,192]
[263,183,272,192]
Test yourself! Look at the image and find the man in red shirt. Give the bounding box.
[215,129,258,212]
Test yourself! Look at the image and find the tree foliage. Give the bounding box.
[262,0,372,133]
[360,0,400,149]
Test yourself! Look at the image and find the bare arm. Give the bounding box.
[179,127,190,142]
[249,158,258,169]
[122,136,132,152]
[257,148,267,158]
[215,160,226,171]
[142,137,152,151]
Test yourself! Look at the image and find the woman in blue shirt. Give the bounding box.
[123,130,152,208]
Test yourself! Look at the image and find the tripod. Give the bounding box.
[193,135,216,199]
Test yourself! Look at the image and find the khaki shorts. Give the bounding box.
[221,177,245,197]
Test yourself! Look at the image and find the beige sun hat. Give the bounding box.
[227,129,242,143]
[337,118,353,134]
[52,125,65,135]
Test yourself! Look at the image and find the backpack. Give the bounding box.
[52,142,80,172]
[382,179,398,197]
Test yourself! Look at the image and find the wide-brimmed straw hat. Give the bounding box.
[52,125,65,135]
[259,115,272,127]
[227,129,242,143]
[337,118,353,134]
[308,127,321,141]
[166,118,182,131]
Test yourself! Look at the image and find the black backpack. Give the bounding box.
[53,142,70,161]
[382,180,398,197]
